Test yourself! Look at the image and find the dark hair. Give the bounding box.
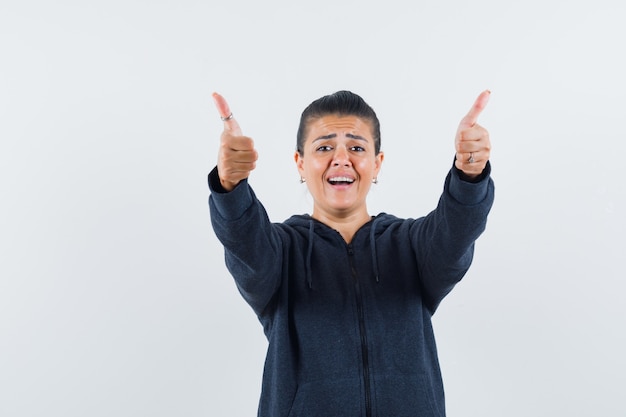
[296,90,381,156]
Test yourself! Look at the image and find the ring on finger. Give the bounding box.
[221,113,234,121]
[468,152,475,163]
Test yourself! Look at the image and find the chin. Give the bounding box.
[329,200,363,213]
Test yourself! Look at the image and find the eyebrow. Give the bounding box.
[312,133,368,142]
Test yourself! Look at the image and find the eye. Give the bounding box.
[350,145,365,152]
[316,145,333,152]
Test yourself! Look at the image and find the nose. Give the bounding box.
[332,146,351,167]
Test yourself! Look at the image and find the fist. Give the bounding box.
[212,92,258,191]
[454,90,491,178]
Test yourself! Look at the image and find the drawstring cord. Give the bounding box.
[306,220,314,289]
[370,217,381,283]
[306,216,381,288]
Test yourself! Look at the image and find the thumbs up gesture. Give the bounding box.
[212,93,258,191]
[454,90,491,178]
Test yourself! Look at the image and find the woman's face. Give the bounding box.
[295,114,384,221]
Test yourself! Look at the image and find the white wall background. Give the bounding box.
[1,0,624,416]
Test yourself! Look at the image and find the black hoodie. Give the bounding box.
[209,163,494,417]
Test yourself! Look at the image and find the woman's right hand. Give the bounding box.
[212,92,258,191]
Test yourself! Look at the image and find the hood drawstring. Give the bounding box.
[306,220,315,289]
[370,217,382,283]
[306,217,382,288]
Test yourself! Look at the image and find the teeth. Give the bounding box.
[329,176,354,183]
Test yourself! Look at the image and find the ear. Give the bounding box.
[374,151,384,176]
[294,151,305,177]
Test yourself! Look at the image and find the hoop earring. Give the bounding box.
[372,178,378,184]
[300,177,306,184]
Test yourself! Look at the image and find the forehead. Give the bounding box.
[305,115,374,140]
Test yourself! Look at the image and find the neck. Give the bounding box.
[311,210,372,243]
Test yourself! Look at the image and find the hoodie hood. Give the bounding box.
[284,213,396,289]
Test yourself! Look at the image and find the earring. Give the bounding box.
[372,178,378,184]
[300,177,306,184]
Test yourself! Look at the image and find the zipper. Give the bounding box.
[348,244,372,417]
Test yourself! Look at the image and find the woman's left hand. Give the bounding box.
[454,90,491,178]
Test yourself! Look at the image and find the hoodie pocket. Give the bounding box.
[287,377,363,417]
[373,374,442,416]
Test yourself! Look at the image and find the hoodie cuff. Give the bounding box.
[208,166,254,220]
[448,161,491,206]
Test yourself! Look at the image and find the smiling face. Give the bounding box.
[295,114,384,223]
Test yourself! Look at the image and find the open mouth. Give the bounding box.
[327,176,355,185]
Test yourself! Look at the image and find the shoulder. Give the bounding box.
[370,213,424,238]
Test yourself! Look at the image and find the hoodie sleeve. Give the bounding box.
[413,161,495,313]
[208,167,283,316]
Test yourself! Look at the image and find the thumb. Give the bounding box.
[212,92,243,136]
[459,89,491,129]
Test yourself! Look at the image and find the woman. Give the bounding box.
[208,90,494,417]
